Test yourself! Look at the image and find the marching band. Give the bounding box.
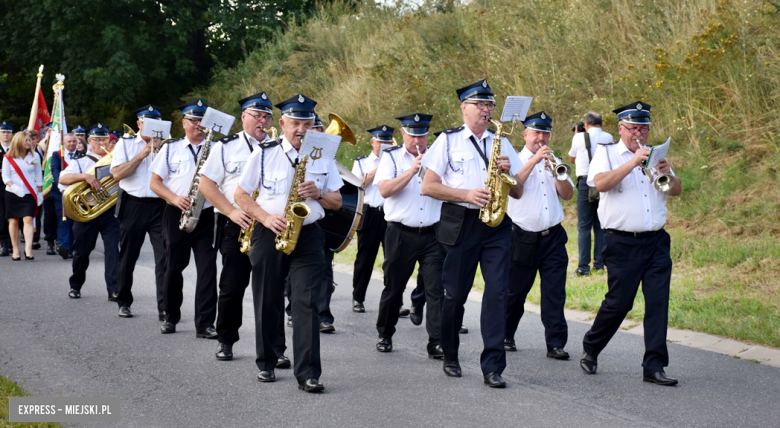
[1,79,683,392]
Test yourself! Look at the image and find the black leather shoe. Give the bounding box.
[68,289,81,299]
[547,347,570,360]
[158,311,166,321]
[58,245,69,260]
[483,372,507,388]
[196,327,218,339]
[0,243,9,257]
[376,337,393,352]
[443,359,462,377]
[399,306,410,317]
[428,345,444,360]
[216,342,233,360]
[46,242,56,255]
[459,325,468,334]
[352,300,365,313]
[108,292,119,302]
[276,355,291,368]
[32,242,41,250]
[643,371,678,386]
[575,269,590,277]
[287,316,293,327]
[580,352,598,374]
[409,307,423,326]
[118,306,133,318]
[298,378,324,392]
[67,251,73,259]
[160,322,176,334]
[257,370,276,382]
[319,321,335,333]
[504,337,517,352]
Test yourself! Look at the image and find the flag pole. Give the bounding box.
[27,65,44,131]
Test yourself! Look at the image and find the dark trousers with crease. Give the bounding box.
[250,223,324,383]
[505,224,569,350]
[69,207,120,293]
[352,206,386,303]
[116,196,166,311]
[54,198,74,252]
[582,230,672,375]
[316,249,335,324]
[576,177,604,272]
[161,205,218,331]
[376,223,443,352]
[43,197,57,243]
[441,210,511,375]
[215,214,253,345]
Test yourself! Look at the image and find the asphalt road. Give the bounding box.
[1,239,779,427]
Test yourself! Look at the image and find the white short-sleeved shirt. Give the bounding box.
[421,124,522,210]
[58,151,103,194]
[2,152,43,194]
[507,147,574,232]
[110,136,158,198]
[200,131,267,214]
[149,137,212,209]
[237,136,344,225]
[374,146,442,228]
[568,127,614,178]
[351,152,384,208]
[587,139,670,232]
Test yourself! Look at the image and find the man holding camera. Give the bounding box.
[567,112,613,276]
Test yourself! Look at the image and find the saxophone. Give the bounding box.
[237,126,278,254]
[275,155,312,255]
[479,116,518,227]
[179,128,214,232]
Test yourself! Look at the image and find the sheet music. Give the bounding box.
[378,144,396,161]
[299,130,340,164]
[500,96,533,122]
[141,120,172,140]
[95,165,112,180]
[201,107,236,136]
[646,137,671,170]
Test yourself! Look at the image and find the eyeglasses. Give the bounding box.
[621,124,650,134]
[466,101,496,110]
[184,118,202,124]
[245,111,273,121]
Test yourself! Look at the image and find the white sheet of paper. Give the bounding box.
[300,130,340,164]
[378,144,396,161]
[141,120,172,140]
[647,137,671,170]
[500,96,533,122]
[201,107,236,136]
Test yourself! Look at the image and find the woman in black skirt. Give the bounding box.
[2,131,43,260]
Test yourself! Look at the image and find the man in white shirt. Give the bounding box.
[568,112,613,276]
[580,101,682,386]
[421,79,523,388]
[0,121,14,256]
[150,99,218,339]
[504,112,574,360]
[198,92,283,363]
[59,123,120,300]
[373,113,444,359]
[235,94,343,392]
[112,105,168,320]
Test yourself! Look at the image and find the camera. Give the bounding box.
[572,122,585,133]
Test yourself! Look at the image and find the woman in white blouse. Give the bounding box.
[2,131,43,260]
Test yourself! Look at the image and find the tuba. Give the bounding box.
[179,127,214,232]
[479,116,518,227]
[237,126,278,254]
[62,147,119,222]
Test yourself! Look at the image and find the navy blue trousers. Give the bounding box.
[69,207,120,293]
[54,197,74,251]
[576,178,603,272]
[505,224,569,350]
[441,211,510,375]
[582,230,672,375]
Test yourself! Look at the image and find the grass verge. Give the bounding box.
[0,373,60,428]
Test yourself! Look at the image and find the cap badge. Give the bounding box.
[382,126,387,131]
[261,93,267,100]
[298,94,305,103]
[414,114,420,122]
[97,123,103,128]
[482,80,488,88]
[148,106,154,111]
[197,100,203,107]
[636,103,642,110]
[541,113,546,119]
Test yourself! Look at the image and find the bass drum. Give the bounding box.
[320,161,364,252]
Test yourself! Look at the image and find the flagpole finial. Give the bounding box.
[37,65,44,77]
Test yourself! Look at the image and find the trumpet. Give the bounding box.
[635,136,674,193]
[542,150,572,181]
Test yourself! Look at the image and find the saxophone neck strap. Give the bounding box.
[468,135,489,168]
[187,144,199,163]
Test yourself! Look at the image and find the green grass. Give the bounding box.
[0,374,60,428]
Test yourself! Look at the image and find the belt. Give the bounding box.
[389,221,435,235]
[604,228,662,238]
[517,223,561,237]
[367,205,383,212]
[126,194,162,202]
[301,222,319,232]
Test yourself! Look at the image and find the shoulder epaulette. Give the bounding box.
[260,138,282,149]
[443,126,464,134]
[598,141,619,145]
[487,128,495,134]
[355,155,369,161]
[219,133,240,144]
[121,135,135,140]
[73,152,87,160]
[384,146,402,152]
